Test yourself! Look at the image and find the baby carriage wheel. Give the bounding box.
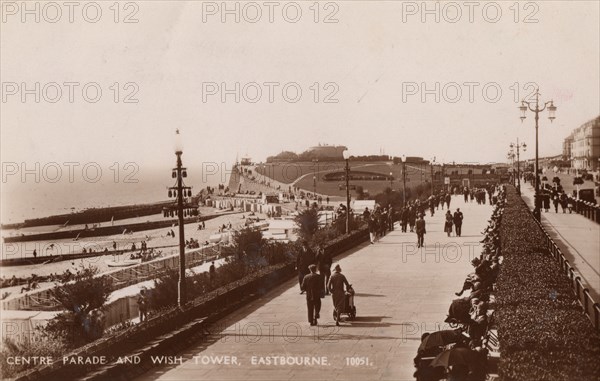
[349,306,356,320]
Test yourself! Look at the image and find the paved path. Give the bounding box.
[137,196,492,381]
[520,184,600,302]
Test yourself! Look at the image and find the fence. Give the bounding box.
[521,196,600,330]
[1,244,222,311]
[569,196,600,224]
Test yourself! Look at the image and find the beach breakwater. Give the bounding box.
[2,212,236,244]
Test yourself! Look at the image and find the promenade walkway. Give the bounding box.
[520,184,600,302]
[137,196,493,381]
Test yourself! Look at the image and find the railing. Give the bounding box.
[569,196,600,224]
[523,196,600,330]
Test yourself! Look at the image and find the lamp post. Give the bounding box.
[401,155,407,207]
[163,129,197,307]
[430,157,435,196]
[519,89,557,221]
[509,139,527,194]
[507,151,516,185]
[389,171,393,190]
[312,158,318,198]
[342,149,351,234]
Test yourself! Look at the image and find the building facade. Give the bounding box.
[563,133,573,161]
[569,116,600,171]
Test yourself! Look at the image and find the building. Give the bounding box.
[308,144,347,160]
[569,116,600,171]
[563,133,574,161]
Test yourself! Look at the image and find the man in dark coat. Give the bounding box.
[415,214,426,248]
[301,264,323,326]
[315,245,332,295]
[453,208,464,237]
[296,241,315,294]
[401,207,408,232]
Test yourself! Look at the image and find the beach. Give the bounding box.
[1,210,253,280]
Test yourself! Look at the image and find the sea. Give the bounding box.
[1,168,230,225]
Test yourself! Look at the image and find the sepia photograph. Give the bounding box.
[1,1,599,380]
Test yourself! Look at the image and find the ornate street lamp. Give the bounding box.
[342,149,351,234]
[519,89,557,221]
[163,129,198,307]
[509,139,527,194]
[430,157,436,196]
[312,158,318,198]
[401,155,407,207]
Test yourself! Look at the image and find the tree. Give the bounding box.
[355,186,365,200]
[231,227,264,257]
[294,207,320,241]
[46,265,111,348]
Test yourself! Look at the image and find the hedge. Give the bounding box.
[496,187,600,381]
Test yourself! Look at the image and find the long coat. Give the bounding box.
[301,272,324,301]
[328,271,350,313]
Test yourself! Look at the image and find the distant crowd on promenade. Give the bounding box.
[362,185,499,247]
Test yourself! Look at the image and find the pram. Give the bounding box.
[333,285,357,321]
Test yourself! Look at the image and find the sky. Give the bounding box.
[1,1,599,197]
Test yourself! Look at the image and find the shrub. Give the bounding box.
[0,336,67,379]
[46,264,111,348]
[294,208,320,241]
[496,187,600,381]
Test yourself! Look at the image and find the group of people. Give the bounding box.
[539,188,574,214]
[296,241,352,326]
[129,248,163,262]
[1,268,81,293]
[364,204,395,244]
[185,238,201,249]
[413,186,506,381]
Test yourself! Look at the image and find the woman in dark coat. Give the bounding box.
[408,207,417,232]
[444,210,453,237]
[327,264,351,326]
[560,193,568,213]
[542,192,551,212]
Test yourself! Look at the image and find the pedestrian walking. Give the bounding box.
[401,207,408,232]
[316,245,332,295]
[296,241,315,293]
[301,264,323,326]
[328,264,351,326]
[137,289,148,323]
[560,193,568,213]
[368,215,378,244]
[209,261,216,284]
[428,196,435,217]
[453,208,464,237]
[445,193,451,209]
[542,193,551,212]
[415,214,426,248]
[444,210,454,237]
[553,195,560,213]
[408,207,416,232]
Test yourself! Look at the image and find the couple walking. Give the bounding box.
[301,263,351,326]
[444,208,464,237]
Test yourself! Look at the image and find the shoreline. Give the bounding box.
[1,200,174,230]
